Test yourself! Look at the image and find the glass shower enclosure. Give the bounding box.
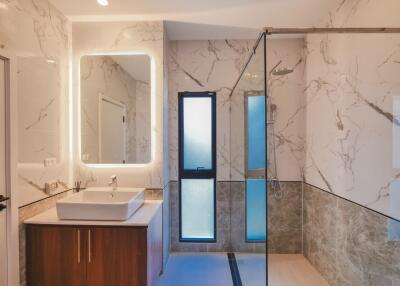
[229,27,400,286]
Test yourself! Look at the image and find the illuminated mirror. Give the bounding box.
[80,54,152,164]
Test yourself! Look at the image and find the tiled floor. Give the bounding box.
[157,253,233,286]
[268,254,330,286]
[236,253,266,286]
[157,253,329,286]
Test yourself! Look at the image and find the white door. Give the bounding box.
[0,58,8,286]
[100,98,125,163]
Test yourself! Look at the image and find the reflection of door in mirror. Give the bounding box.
[80,55,151,165]
[99,97,126,164]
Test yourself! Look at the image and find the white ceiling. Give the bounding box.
[111,55,151,82]
[49,0,338,40]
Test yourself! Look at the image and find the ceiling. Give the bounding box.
[111,55,151,82]
[49,0,338,40]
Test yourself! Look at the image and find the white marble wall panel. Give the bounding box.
[135,80,151,163]
[229,39,306,181]
[304,0,400,220]
[73,21,166,189]
[168,39,305,181]
[0,0,71,206]
[168,40,252,181]
[229,44,265,181]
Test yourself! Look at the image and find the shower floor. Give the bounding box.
[157,252,329,286]
[268,254,329,286]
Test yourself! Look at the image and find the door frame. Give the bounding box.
[0,49,19,286]
[97,95,127,163]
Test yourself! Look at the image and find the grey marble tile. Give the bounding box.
[336,199,400,286]
[303,182,400,286]
[144,188,163,200]
[268,181,302,254]
[303,183,337,286]
[230,181,253,252]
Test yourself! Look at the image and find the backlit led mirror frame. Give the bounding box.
[78,53,156,167]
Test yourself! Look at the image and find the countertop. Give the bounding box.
[24,200,162,227]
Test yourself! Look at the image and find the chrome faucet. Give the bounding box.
[108,175,118,191]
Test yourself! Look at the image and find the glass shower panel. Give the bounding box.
[230,33,266,286]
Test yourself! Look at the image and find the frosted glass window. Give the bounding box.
[246,179,266,241]
[181,179,215,240]
[247,96,266,170]
[183,97,212,170]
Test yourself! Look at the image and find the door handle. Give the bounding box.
[0,204,5,212]
[77,229,81,264]
[0,195,10,203]
[88,229,91,263]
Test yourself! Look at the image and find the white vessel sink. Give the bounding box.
[56,187,145,221]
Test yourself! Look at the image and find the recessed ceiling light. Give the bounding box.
[97,0,109,6]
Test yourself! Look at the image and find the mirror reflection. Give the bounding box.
[80,55,151,164]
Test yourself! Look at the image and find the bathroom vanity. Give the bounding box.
[24,200,162,286]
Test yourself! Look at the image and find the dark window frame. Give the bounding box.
[178,91,217,243]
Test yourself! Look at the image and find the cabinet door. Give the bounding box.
[26,225,85,286]
[86,227,147,286]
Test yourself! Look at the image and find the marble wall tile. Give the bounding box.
[0,0,72,206]
[304,0,400,222]
[336,199,400,286]
[230,38,306,182]
[135,80,151,163]
[168,39,305,182]
[168,40,252,181]
[229,47,265,181]
[268,182,302,254]
[144,188,163,200]
[303,183,337,286]
[303,183,400,286]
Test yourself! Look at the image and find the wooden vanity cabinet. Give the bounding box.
[26,226,85,286]
[26,214,162,286]
[85,227,147,286]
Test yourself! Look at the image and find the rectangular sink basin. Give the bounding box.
[56,187,145,221]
